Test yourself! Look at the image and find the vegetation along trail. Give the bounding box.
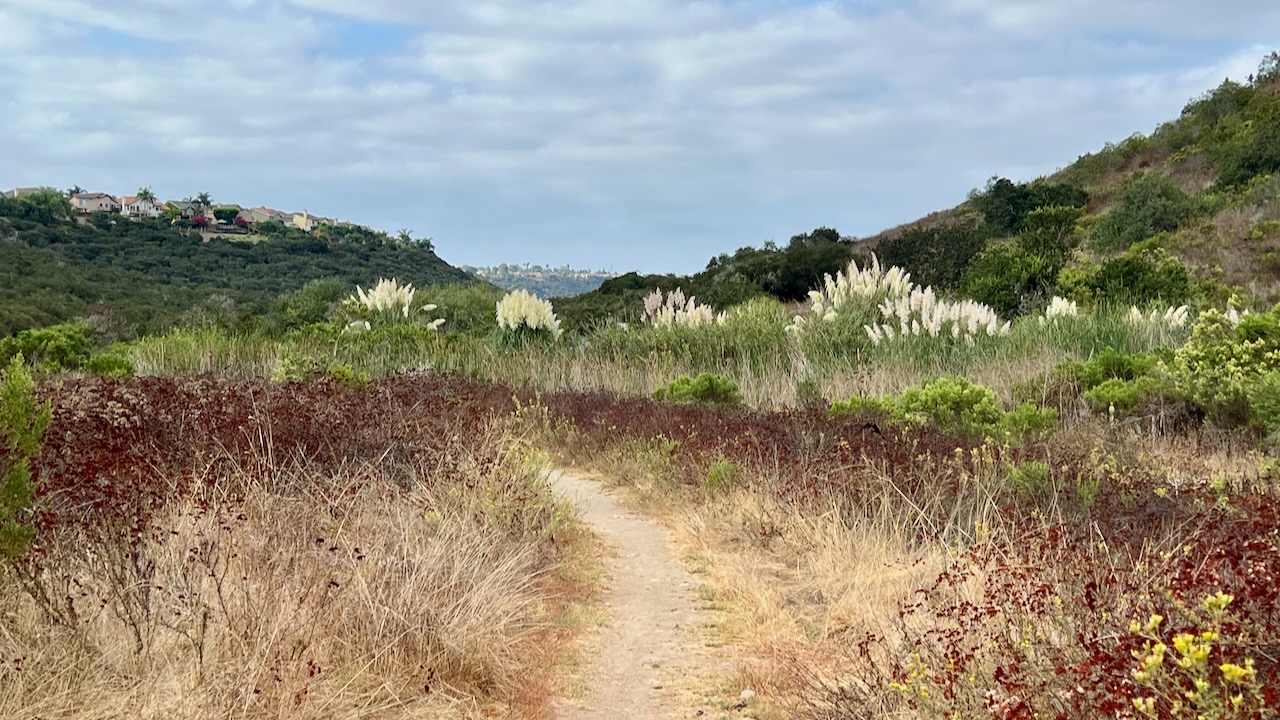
[550,470,708,719]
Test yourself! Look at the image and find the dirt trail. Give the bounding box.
[550,470,706,719]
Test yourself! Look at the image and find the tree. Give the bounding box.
[195,192,213,212]
[65,185,84,197]
[877,222,991,291]
[970,177,1088,237]
[137,187,156,203]
[213,208,239,224]
[1090,172,1200,251]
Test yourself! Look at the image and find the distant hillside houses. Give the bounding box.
[4,185,359,233]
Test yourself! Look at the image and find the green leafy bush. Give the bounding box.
[85,352,135,378]
[0,356,50,558]
[876,221,991,291]
[831,377,1057,439]
[1089,172,1203,252]
[1169,308,1280,427]
[898,376,1004,433]
[1057,240,1193,308]
[653,373,743,407]
[969,177,1088,237]
[0,322,95,372]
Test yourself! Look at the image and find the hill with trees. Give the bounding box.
[851,51,1280,318]
[461,264,618,298]
[556,51,1280,331]
[0,190,478,337]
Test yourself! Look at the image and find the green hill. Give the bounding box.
[854,51,1280,316]
[0,194,479,337]
[462,264,618,298]
[560,51,1280,328]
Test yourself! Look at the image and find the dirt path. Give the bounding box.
[549,470,707,719]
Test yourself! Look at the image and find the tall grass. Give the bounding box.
[125,302,1191,411]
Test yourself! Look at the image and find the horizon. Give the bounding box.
[2,1,1277,275]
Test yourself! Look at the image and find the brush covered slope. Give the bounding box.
[0,195,479,337]
[859,52,1280,317]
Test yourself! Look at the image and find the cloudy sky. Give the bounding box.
[1,1,1276,273]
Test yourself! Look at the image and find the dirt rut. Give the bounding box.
[550,470,704,719]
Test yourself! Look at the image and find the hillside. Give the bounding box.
[0,200,478,337]
[853,52,1280,315]
[557,52,1280,328]
[461,263,617,298]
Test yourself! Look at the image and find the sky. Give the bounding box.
[1,1,1277,274]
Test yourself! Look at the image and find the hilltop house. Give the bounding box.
[166,200,200,219]
[70,192,121,214]
[124,196,164,217]
[120,195,164,218]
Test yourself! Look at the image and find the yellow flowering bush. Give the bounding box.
[1128,592,1266,719]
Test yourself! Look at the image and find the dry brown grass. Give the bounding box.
[0,460,591,720]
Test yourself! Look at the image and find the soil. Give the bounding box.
[550,470,709,719]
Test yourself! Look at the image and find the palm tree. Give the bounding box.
[65,185,84,198]
[137,187,156,203]
[195,191,212,213]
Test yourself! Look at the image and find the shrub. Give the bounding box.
[1169,307,1280,427]
[85,352,135,378]
[269,278,348,332]
[898,376,1004,434]
[653,373,742,407]
[1058,240,1193,308]
[876,221,990,290]
[832,377,1057,439]
[0,356,50,558]
[1006,460,1053,498]
[1089,172,1203,252]
[969,176,1088,237]
[703,459,743,494]
[0,322,95,372]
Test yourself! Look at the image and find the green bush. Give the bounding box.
[898,376,1004,434]
[0,322,95,372]
[969,177,1088,237]
[327,362,371,390]
[0,356,50,559]
[1002,401,1060,438]
[1006,460,1054,498]
[832,377,1057,440]
[1057,240,1193,308]
[1169,308,1280,427]
[876,221,991,291]
[828,395,898,419]
[653,373,743,407]
[269,278,349,333]
[1249,371,1280,434]
[1089,172,1203,252]
[85,352,135,378]
[704,459,744,494]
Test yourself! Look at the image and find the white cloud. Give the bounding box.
[0,0,1276,272]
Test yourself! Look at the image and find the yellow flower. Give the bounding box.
[1220,660,1256,684]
